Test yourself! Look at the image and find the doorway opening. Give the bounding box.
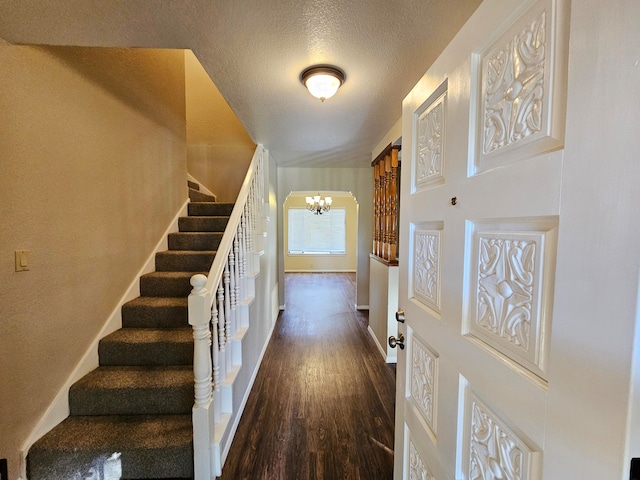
[283,191,359,306]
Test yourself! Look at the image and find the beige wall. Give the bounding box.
[185,51,256,202]
[283,193,358,272]
[0,45,187,476]
[277,167,373,308]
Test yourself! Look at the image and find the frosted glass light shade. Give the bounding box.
[301,66,345,102]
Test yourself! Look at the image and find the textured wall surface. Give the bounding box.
[0,0,482,167]
[185,51,255,202]
[0,45,187,477]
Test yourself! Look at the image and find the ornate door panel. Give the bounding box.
[394,0,568,478]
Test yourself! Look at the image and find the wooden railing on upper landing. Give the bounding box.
[372,144,401,264]
[187,145,266,479]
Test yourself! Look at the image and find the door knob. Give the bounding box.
[388,333,405,350]
[396,309,405,323]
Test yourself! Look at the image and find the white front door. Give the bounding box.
[393,0,568,478]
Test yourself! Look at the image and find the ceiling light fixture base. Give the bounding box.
[300,65,346,102]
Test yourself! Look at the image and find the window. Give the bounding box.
[287,207,346,254]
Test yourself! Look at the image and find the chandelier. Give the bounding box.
[305,193,332,215]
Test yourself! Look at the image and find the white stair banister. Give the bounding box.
[188,145,267,479]
[188,274,214,480]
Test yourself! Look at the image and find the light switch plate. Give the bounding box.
[15,250,29,272]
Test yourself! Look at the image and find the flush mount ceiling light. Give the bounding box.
[300,65,346,102]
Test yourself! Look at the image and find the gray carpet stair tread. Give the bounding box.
[101,327,193,345]
[28,414,193,479]
[70,366,193,415]
[178,216,229,232]
[72,365,192,391]
[156,249,216,256]
[99,328,193,366]
[123,296,188,309]
[121,297,188,328]
[140,271,205,297]
[141,271,205,280]
[167,231,223,250]
[155,250,216,272]
[30,413,193,450]
[188,202,234,216]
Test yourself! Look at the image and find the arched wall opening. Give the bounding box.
[283,191,359,273]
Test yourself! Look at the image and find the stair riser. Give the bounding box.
[121,303,188,328]
[69,386,193,416]
[99,342,193,366]
[188,202,234,216]
[168,232,223,250]
[179,216,229,232]
[155,251,215,272]
[140,275,195,297]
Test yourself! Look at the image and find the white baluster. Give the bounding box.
[223,259,232,372]
[243,205,252,275]
[227,248,236,338]
[217,280,226,383]
[236,216,245,303]
[210,291,221,424]
[259,153,265,220]
[233,233,240,327]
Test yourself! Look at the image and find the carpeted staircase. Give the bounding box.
[27,182,233,480]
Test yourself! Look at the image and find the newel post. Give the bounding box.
[189,274,214,480]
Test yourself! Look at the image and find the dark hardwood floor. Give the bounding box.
[219,272,396,480]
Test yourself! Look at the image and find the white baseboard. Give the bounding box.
[356,304,370,310]
[21,199,189,465]
[367,325,397,364]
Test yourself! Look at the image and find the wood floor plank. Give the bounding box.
[219,273,396,480]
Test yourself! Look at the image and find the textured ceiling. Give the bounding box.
[0,0,482,167]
